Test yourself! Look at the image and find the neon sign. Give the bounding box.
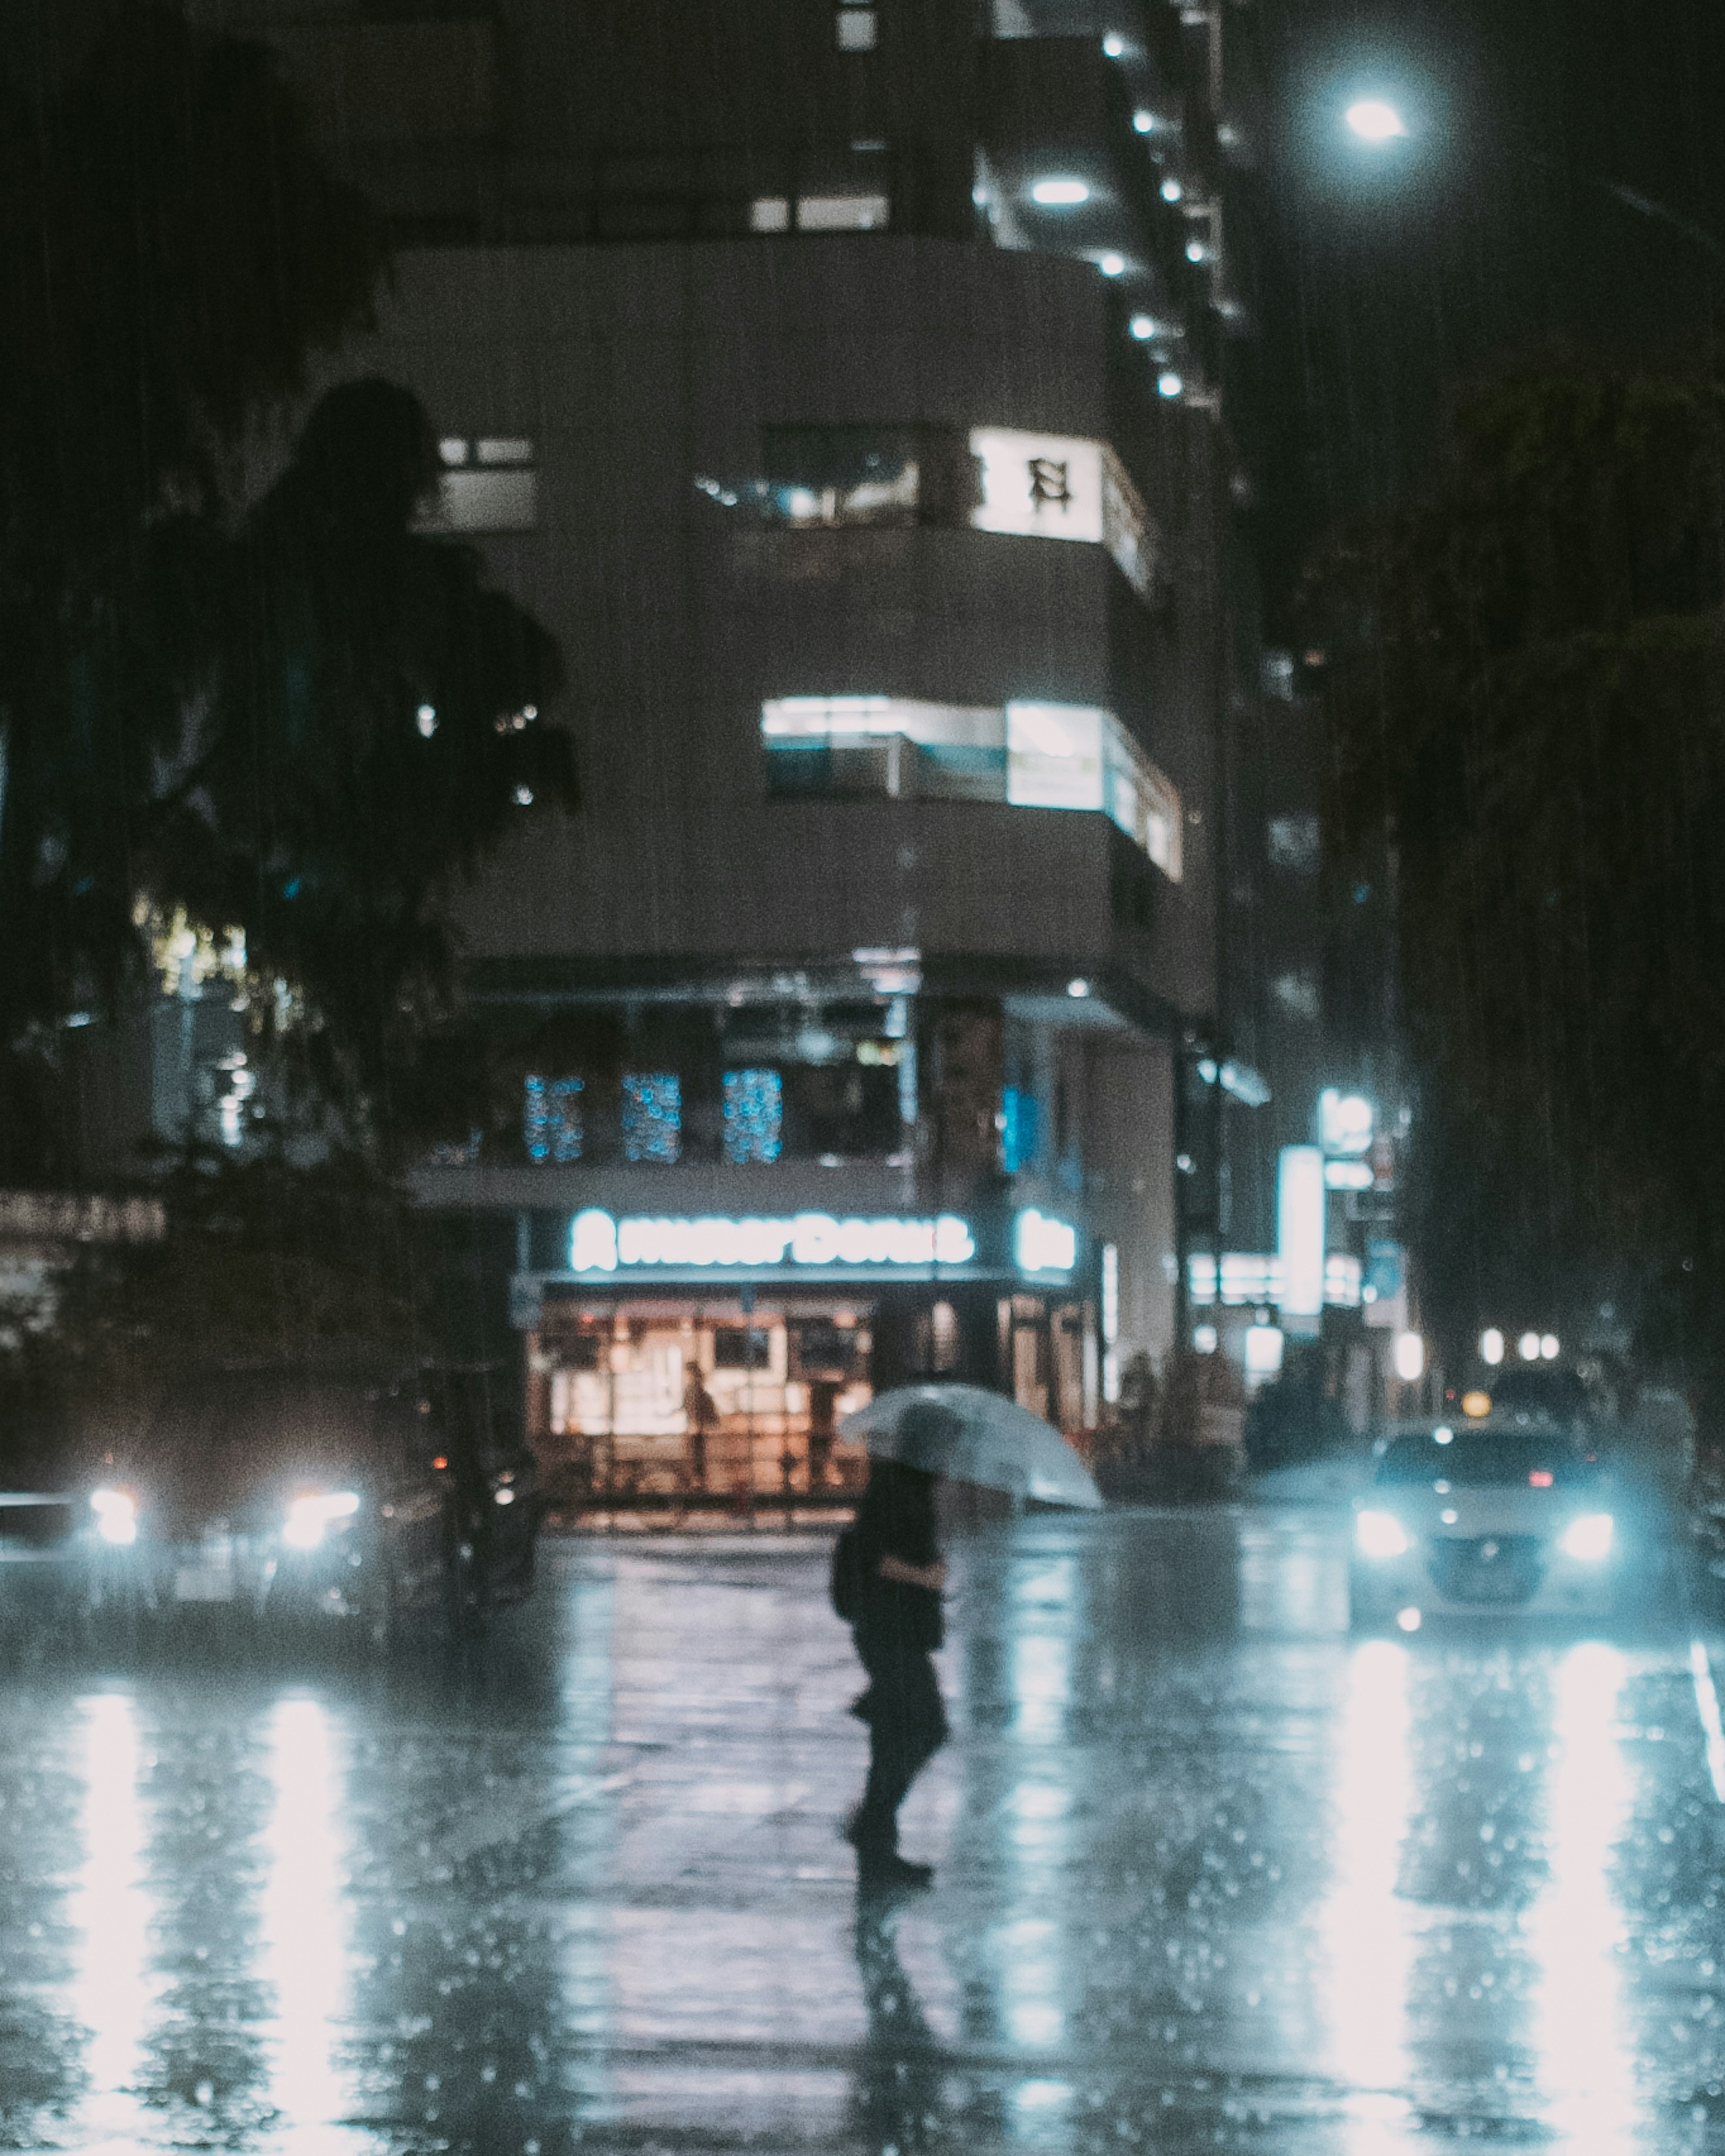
[569,1210,977,1274]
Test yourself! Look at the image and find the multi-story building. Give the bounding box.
[165,0,1290,1490]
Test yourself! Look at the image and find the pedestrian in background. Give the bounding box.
[833,1434,950,1891]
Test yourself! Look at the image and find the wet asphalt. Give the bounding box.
[6,1494,1725,2153]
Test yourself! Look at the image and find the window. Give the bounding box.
[721,1068,783,1164]
[1267,813,1319,873]
[970,427,1157,599]
[522,1074,582,1164]
[621,1073,681,1163]
[712,1326,773,1369]
[700,420,1156,597]
[748,194,890,233]
[836,8,877,49]
[1000,1086,1040,1173]
[761,695,1183,878]
[417,436,538,534]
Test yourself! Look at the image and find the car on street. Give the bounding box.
[1350,1419,1620,1626]
[78,1359,541,1642]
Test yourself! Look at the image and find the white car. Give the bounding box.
[1349,1421,1619,1626]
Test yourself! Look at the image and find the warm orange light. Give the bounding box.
[432,1455,449,1470]
[1461,1390,1492,1419]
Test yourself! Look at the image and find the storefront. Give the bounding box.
[510,1203,1089,1502]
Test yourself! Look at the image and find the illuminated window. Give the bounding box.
[969,426,1157,598]
[1000,1085,1040,1173]
[621,1074,681,1163]
[417,436,537,533]
[749,193,889,230]
[798,192,889,228]
[761,695,1183,879]
[722,1069,783,1164]
[836,9,877,49]
[522,1074,582,1164]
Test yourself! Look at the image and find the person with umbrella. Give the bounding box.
[837,1406,955,1891]
[834,1383,1104,1892]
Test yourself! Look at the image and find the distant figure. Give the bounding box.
[807,1380,841,1490]
[833,1448,949,1891]
[683,1369,720,1495]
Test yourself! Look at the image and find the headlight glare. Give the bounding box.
[283,1489,361,1551]
[1561,1512,1614,1562]
[1355,1508,1410,1560]
[90,1488,137,1546]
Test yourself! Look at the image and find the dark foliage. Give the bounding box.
[0,11,573,1159]
[1311,349,1725,1385]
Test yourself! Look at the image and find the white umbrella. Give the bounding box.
[842,1384,1103,1510]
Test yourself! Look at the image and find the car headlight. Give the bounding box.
[1561,1512,1614,1562]
[90,1488,137,1546]
[283,1490,361,1551]
[1355,1508,1411,1560]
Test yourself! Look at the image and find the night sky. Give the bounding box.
[1252,0,1725,619]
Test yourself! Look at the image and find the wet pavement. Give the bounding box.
[7,1502,1725,2152]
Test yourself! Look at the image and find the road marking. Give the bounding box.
[1689,1639,1725,1802]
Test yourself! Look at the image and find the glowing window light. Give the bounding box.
[1244,1323,1284,1379]
[1480,1327,1504,1366]
[1540,1333,1561,1361]
[621,1073,681,1163]
[1393,1331,1424,1383]
[1519,1330,1542,1361]
[1031,178,1090,207]
[522,1073,583,1164]
[721,1068,783,1164]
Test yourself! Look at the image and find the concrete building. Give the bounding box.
[168,0,1297,1489]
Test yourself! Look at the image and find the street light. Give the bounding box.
[1479,1327,1504,1366]
[1345,98,1408,145]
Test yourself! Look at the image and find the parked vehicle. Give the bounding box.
[76,1359,541,1643]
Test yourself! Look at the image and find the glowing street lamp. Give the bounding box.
[1345,98,1408,144]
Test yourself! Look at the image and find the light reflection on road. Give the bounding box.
[1321,1639,1415,2142]
[71,1692,151,2148]
[261,1696,350,2139]
[16,1516,1718,2152]
[1531,1643,1637,2149]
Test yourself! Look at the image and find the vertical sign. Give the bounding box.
[1278,1144,1325,1338]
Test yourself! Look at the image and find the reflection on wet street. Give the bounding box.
[7,1504,1725,2151]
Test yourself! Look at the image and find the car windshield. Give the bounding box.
[1374,1431,1597,1488]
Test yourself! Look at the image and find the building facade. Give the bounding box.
[171,0,1289,1489]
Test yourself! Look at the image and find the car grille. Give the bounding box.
[1427,1534,1546,1605]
